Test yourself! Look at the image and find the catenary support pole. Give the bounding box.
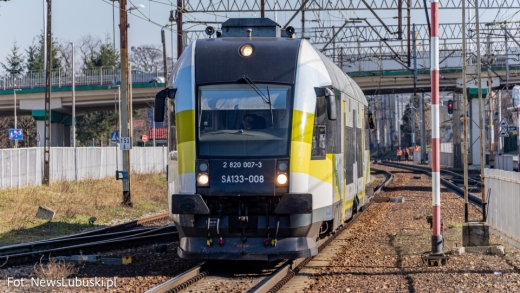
[177,0,183,59]
[420,92,425,163]
[462,0,469,222]
[412,23,417,147]
[487,36,494,162]
[407,0,411,68]
[43,0,52,186]
[120,0,132,207]
[430,0,443,255]
[71,42,75,148]
[498,91,503,154]
[397,95,401,148]
[475,0,487,221]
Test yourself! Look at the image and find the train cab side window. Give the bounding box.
[312,96,327,160]
[325,93,341,154]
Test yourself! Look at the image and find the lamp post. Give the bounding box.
[13,89,21,148]
[67,42,75,147]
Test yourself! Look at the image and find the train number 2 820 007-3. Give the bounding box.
[221,175,265,183]
[223,161,262,168]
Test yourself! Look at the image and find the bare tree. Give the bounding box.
[130,44,163,73]
[78,35,102,70]
[56,42,73,74]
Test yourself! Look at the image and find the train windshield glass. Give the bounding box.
[198,84,291,157]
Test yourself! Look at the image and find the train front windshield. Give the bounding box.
[198,84,292,157]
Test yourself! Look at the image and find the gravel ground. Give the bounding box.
[285,165,520,292]
[0,241,200,293]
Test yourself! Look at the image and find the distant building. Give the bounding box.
[147,127,167,146]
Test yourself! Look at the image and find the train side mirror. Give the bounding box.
[154,88,177,122]
[314,87,337,121]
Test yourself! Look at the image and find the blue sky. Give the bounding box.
[0,0,514,72]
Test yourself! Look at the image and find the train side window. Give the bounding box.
[312,96,327,160]
[325,93,341,154]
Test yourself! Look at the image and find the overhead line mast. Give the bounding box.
[43,0,52,186]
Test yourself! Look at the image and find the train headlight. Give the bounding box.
[197,173,209,186]
[277,173,288,185]
[240,44,254,57]
[196,160,210,187]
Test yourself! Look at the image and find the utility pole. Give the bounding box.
[120,0,132,207]
[161,29,168,86]
[407,0,411,68]
[498,91,503,154]
[43,0,47,75]
[43,0,52,186]
[506,36,509,93]
[13,89,20,148]
[70,42,75,148]
[453,92,461,169]
[462,0,469,221]
[487,36,494,162]
[420,92,425,163]
[301,5,305,38]
[177,0,183,59]
[412,24,417,147]
[475,0,487,221]
[332,26,336,63]
[398,0,402,39]
[397,95,401,148]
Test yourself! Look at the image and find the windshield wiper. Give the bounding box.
[242,75,274,128]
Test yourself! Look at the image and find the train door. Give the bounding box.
[343,99,356,220]
[352,108,358,200]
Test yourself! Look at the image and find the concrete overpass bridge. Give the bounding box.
[1,63,518,146]
[0,73,164,146]
[350,64,520,95]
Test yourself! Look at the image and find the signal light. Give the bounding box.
[447,100,454,114]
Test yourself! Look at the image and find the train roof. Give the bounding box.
[313,44,368,106]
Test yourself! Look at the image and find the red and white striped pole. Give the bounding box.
[430,0,443,254]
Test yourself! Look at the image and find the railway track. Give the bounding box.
[144,169,393,293]
[378,161,483,208]
[0,213,178,267]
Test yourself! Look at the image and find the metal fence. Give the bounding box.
[427,151,454,167]
[485,168,520,243]
[494,155,515,171]
[1,67,165,90]
[0,147,166,189]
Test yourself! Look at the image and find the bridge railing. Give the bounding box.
[1,67,165,90]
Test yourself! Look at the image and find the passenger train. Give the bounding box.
[154,18,373,261]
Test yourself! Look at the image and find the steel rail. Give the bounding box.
[0,226,178,267]
[378,161,482,207]
[0,213,173,266]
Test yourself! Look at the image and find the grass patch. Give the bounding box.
[33,257,78,280]
[447,222,463,229]
[0,173,167,246]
